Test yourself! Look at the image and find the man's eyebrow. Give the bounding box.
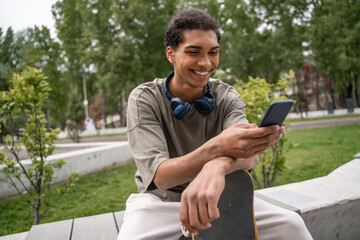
[185,45,220,50]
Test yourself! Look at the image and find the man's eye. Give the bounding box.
[187,51,199,54]
[209,51,218,55]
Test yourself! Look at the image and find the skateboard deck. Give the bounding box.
[194,169,257,240]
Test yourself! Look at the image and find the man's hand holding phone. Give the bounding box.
[257,100,293,150]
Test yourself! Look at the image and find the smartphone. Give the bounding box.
[259,100,294,127]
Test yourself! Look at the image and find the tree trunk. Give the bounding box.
[120,81,127,127]
[103,90,107,127]
[354,74,360,107]
[33,199,41,225]
[331,89,336,109]
[117,93,121,125]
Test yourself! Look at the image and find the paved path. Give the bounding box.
[55,117,360,143]
[55,135,128,143]
[287,117,360,130]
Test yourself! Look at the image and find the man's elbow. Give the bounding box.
[153,177,168,190]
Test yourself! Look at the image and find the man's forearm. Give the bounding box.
[153,137,221,190]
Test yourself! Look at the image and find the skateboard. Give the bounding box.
[181,169,257,240]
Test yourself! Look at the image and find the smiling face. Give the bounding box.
[166,29,220,103]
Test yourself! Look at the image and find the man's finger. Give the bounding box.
[198,195,211,227]
[188,198,202,232]
[235,125,281,139]
[180,198,197,233]
[251,134,282,155]
[207,201,220,221]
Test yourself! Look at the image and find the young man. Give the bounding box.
[118,7,312,240]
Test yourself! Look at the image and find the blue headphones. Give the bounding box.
[163,72,215,120]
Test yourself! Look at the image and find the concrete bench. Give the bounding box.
[0,142,133,199]
[256,156,360,239]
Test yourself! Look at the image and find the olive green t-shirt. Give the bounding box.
[127,76,247,202]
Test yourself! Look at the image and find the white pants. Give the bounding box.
[117,193,313,240]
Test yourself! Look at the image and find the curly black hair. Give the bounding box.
[164,7,221,49]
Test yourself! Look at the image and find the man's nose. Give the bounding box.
[197,55,211,68]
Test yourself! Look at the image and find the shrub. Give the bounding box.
[236,70,295,188]
[0,67,77,224]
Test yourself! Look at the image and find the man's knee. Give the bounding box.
[279,210,312,239]
[285,211,307,231]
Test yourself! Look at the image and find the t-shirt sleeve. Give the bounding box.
[222,87,249,130]
[127,86,169,192]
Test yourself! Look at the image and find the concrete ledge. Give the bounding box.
[0,142,132,199]
[57,127,127,139]
[255,159,360,239]
[254,192,300,214]
[287,107,360,119]
[0,231,28,240]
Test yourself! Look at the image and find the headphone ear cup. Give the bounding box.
[195,92,215,115]
[171,98,191,120]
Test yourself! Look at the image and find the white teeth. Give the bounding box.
[194,70,209,76]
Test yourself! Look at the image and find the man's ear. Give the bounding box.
[166,46,175,64]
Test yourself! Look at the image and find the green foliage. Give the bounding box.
[237,70,295,125]
[0,67,77,225]
[310,0,360,104]
[52,0,177,126]
[16,26,67,128]
[236,70,295,188]
[0,27,18,91]
[219,1,309,83]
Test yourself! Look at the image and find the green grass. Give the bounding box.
[0,162,138,236]
[80,132,127,139]
[288,113,360,123]
[1,124,360,236]
[273,124,360,186]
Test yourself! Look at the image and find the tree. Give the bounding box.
[104,0,176,126]
[0,27,19,91]
[0,68,77,224]
[65,89,85,142]
[103,36,140,127]
[53,0,93,126]
[310,0,360,107]
[219,0,309,84]
[15,26,67,128]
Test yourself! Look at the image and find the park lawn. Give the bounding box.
[0,162,138,236]
[1,124,360,236]
[273,124,360,186]
[287,113,360,123]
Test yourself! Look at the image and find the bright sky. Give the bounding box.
[0,0,58,36]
